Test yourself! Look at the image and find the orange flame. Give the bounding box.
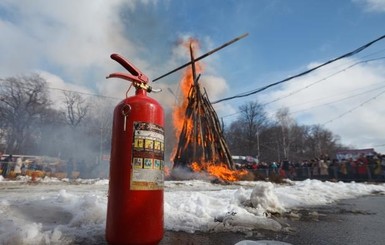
[171,38,246,182]
[191,162,203,172]
[172,38,203,139]
[171,38,203,160]
[191,162,248,182]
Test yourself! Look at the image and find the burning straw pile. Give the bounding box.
[172,43,234,170]
[170,37,249,181]
[151,34,249,181]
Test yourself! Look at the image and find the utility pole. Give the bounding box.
[256,127,260,163]
[100,127,103,164]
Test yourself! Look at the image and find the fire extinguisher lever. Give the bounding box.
[107,53,162,93]
[106,53,149,85]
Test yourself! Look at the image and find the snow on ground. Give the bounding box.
[1,176,385,244]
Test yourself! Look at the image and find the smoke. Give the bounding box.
[0,1,237,172]
[169,167,215,181]
[32,94,114,179]
[0,0,233,113]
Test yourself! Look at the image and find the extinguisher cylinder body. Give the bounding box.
[106,89,164,245]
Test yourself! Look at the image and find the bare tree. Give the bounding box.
[307,124,340,158]
[63,91,89,128]
[0,74,51,153]
[226,101,269,158]
[275,107,295,160]
[84,98,114,162]
[289,124,312,160]
[36,108,67,157]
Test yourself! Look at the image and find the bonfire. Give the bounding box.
[171,38,248,182]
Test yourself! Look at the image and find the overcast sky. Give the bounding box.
[1,0,385,153]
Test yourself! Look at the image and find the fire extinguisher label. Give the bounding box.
[131,121,164,190]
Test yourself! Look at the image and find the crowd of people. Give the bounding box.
[246,153,385,182]
[0,152,108,180]
[0,154,28,178]
[2,151,385,183]
[0,153,55,179]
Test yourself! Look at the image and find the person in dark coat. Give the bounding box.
[1,155,13,178]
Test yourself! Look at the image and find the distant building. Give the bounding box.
[336,148,376,161]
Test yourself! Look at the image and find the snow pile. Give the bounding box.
[276,179,385,208]
[0,178,384,244]
[0,183,108,244]
[164,181,286,233]
[250,182,285,214]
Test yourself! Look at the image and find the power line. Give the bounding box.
[212,34,385,104]
[219,57,385,120]
[263,56,385,106]
[322,88,385,126]
[221,83,385,125]
[0,78,121,101]
[46,86,121,101]
[221,111,240,118]
[290,82,385,114]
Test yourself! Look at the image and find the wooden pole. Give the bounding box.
[153,33,248,82]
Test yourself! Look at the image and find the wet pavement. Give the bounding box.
[160,194,385,245]
[281,194,385,245]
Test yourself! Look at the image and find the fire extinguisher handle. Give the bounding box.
[107,53,149,84]
[106,72,142,83]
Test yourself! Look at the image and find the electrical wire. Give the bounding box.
[47,86,121,101]
[263,56,385,106]
[0,78,121,101]
[221,83,385,126]
[219,56,385,120]
[212,34,385,104]
[289,82,385,114]
[322,88,385,126]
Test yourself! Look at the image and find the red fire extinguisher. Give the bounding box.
[105,54,164,245]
